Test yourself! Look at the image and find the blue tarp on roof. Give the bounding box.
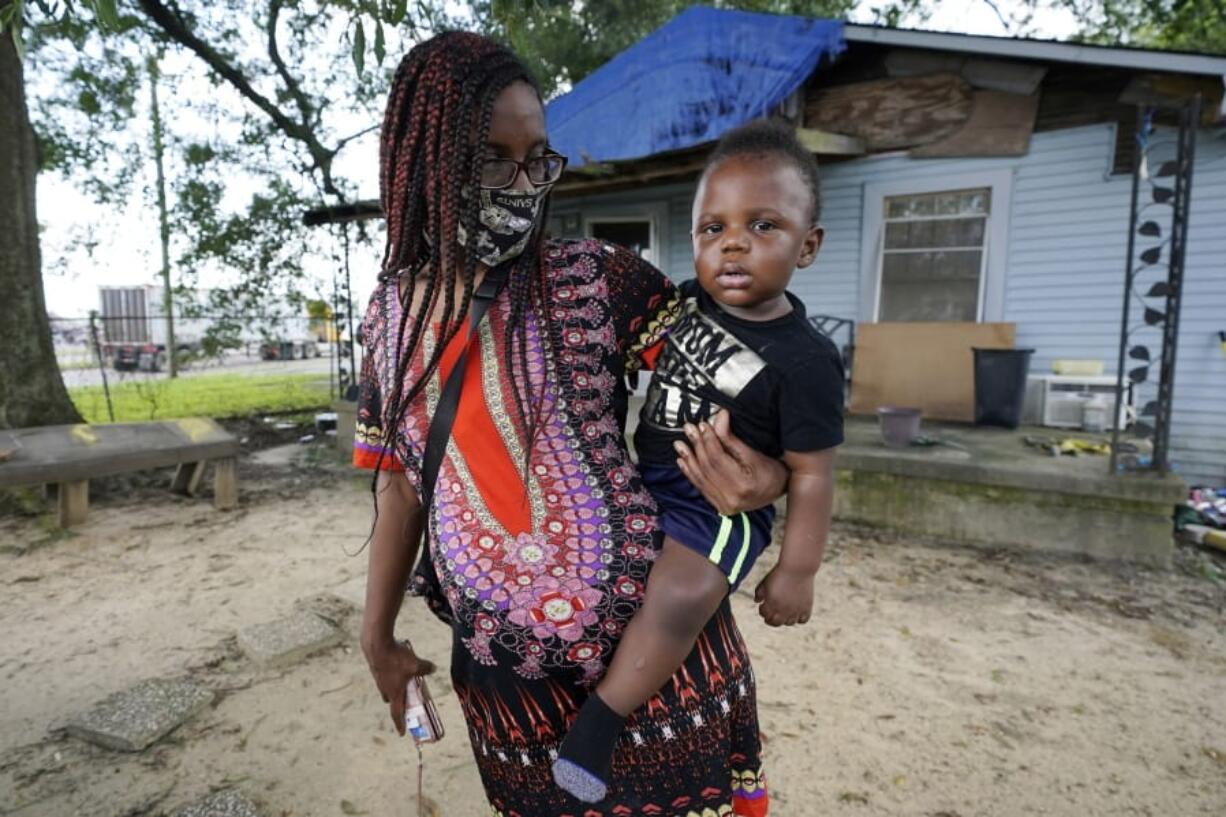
[545,7,845,166]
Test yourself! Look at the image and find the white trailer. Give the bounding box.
[98,285,213,372]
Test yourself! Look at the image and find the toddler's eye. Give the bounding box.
[752,220,777,233]
[699,223,723,236]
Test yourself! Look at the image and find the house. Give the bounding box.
[543,7,1226,487]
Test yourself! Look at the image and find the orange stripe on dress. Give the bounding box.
[437,320,531,536]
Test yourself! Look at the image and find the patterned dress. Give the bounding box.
[354,239,768,817]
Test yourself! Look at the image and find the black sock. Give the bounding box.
[552,692,625,802]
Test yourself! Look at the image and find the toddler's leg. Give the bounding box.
[553,536,728,802]
[596,536,730,714]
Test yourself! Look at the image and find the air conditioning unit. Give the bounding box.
[1023,375,1132,429]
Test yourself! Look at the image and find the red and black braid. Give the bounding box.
[372,32,556,487]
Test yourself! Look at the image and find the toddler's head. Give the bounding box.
[691,119,823,316]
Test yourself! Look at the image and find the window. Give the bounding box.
[859,169,1012,324]
[587,217,657,266]
[878,188,989,322]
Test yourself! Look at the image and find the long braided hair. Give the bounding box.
[372,32,555,491]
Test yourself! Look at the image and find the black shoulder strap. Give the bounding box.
[418,267,508,520]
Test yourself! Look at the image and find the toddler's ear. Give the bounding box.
[797,225,824,268]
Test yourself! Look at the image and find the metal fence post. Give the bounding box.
[88,310,116,423]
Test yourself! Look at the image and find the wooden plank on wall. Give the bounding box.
[884,50,1047,95]
[805,73,973,151]
[849,322,1017,422]
[911,91,1039,158]
[795,127,866,155]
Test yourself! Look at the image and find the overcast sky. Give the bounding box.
[38,0,1081,321]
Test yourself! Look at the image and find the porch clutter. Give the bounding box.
[848,322,1015,422]
[972,347,1035,429]
[1179,487,1226,554]
[877,406,923,448]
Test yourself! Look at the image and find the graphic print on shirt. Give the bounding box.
[642,297,767,430]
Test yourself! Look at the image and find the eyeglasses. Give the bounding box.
[480,152,567,190]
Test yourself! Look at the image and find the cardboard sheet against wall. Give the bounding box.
[849,322,1016,422]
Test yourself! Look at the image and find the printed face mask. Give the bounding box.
[456,187,545,267]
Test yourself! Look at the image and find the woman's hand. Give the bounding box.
[673,410,788,515]
[361,635,437,736]
[361,470,435,735]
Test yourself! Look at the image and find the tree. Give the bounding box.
[483,0,865,98]
[0,1,82,426]
[1055,0,1226,54]
[0,0,459,429]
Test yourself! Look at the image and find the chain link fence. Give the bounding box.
[49,312,361,424]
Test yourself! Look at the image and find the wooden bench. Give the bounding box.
[0,418,240,527]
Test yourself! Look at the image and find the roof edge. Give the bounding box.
[844,24,1226,77]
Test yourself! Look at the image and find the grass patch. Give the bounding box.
[70,373,332,423]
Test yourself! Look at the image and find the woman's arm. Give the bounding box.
[360,469,436,736]
[672,410,789,516]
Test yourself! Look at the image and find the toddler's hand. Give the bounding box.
[753,565,815,627]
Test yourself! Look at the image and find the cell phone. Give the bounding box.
[405,675,444,745]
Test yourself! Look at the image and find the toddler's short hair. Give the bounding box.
[704,118,822,224]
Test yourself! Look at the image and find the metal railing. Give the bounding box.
[1110,97,1201,474]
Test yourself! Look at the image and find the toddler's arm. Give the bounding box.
[753,447,835,626]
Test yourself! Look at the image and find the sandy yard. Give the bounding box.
[1,443,1225,817]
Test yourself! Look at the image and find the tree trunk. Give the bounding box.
[149,54,177,377]
[0,24,83,428]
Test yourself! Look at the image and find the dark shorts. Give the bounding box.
[639,463,775,592]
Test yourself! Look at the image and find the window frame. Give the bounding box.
[584,204,668,268]
[858,169,1014,324]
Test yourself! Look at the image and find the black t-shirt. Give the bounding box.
[634,279,845,465]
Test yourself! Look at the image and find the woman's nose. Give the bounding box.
[509,165,536,193]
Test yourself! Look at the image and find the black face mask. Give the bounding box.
[455,187,546,267]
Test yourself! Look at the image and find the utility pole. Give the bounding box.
[148,53,177,377]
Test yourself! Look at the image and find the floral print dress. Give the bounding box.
[354,239,768,817]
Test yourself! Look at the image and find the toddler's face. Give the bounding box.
[691,155,822,314]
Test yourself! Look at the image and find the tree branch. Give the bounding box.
[135,0,343,199]
[268,0,317,131]
[981,0,1014,33]
[334,123,379,153]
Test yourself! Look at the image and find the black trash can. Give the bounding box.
[972,348,1034,429]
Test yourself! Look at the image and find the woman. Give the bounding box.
[356,31,785,816]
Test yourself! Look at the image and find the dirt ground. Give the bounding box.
[2,443,1225,817]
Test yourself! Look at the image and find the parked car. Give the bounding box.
[259,339,321,361]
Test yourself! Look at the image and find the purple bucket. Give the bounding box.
[877,406,922,448]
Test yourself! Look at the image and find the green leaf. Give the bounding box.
[10,19,23,61]
[374,20,385,66]
[0,0,21,33]
[78,89,101,115]
[390,0,407,26]
[351,19,365,75]
[92,0,121,31]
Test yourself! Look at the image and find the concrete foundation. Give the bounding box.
[833,418,1185,566]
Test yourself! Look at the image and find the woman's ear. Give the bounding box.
[797,225,824,268]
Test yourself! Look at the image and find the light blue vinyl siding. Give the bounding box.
[553,124,1226,484]
[550,181,694,282]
